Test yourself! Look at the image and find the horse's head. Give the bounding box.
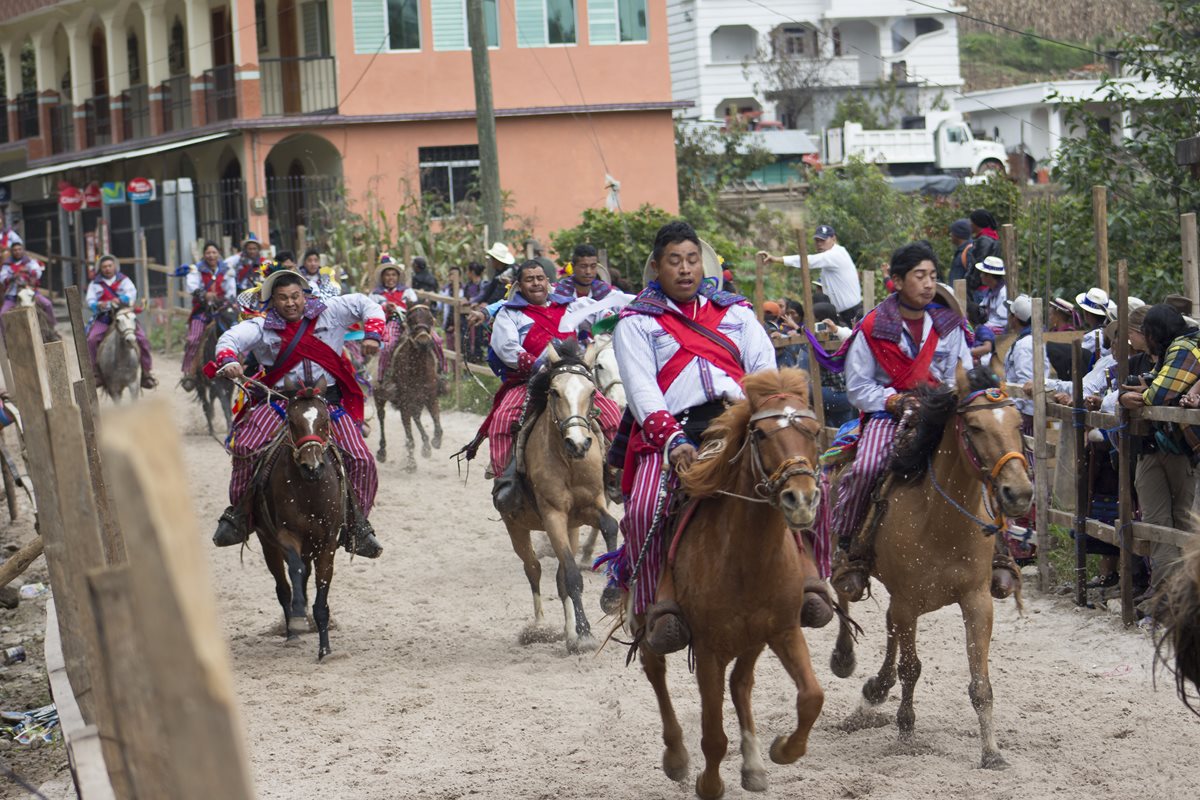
[284,376,332,479]
[684,369,822,528]
[953,362,1033,518]
[15,285,34,307]
[406,304,436,350]
[541,338,598,460]
[588,333,626,408]
[113,307,138,345]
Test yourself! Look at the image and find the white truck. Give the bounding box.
[824,112,1007,176]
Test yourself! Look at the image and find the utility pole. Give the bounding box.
[467,0,503,245]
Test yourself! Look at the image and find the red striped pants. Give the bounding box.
[182,317,207,374]
[620,449,676,615]
[829,415,897,541]
[377,321,448,381]
[228,402,378,515]
[486,386,623,474]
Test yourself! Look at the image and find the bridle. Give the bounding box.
[286,387,331,463]
[928,387,1029,535]
[715,393,820,508]
[398,305,435,349]
[547,362,598,439]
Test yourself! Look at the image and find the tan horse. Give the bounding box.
[829,363,1031,769]
[635,369,825,800]
[1153,538,1200,715]
[502,338,617,653]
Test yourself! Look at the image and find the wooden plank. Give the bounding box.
[860,269,874,311]
[99,400,255,800]
[1001,223,1018,292]
[1071,342,1089,604]
[1182,212,1199,318]
[65,286,100,410]
[88,566,174,799]
[0,535,43,586]
[953,278,967,317]
[44,339,73,404]
[1093,186,1109,295]
[451,272,462,410]
[1031,299,1050,590]
[1115,259,1134,626]
[0,318,15,394]
[1133,404,1200,425]
[75,381,124,565]
[414,289,465,307]
[798,226,825,430]
[754,252,766,324]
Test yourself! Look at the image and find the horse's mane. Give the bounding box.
[526,338,588,420]
[1154,536,1200,716]
[891,366,999,480]
[681,369,810,497]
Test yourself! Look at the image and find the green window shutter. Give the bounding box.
[431,0,466,50]
[302,0,330,56]
[588,0,617,45]
[515,0,546,47]
[485,0,500,47]
[352,0,387,54]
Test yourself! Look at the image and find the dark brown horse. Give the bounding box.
[192,299,236,437]
[376,303,442,472]
[1154,538,1200,715]
[252,377,346,660]
[634,369,826,800]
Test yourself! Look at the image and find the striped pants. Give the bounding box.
[829,415,897,541]
[182,317,207,374]
[228,402,378,515]
[620,449,676,615]
[486,385,623,475]
[377,321,448,381]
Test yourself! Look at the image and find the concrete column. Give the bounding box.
[32,28,58,157]
[64,20,94,151]
[1047,107,1063,166]
[103,7,130,144]
[2,43,20,143]
[143,2,169,136]
[186,0,213,127]
[231,0,260,119]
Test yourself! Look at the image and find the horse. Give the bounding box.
[627,369,825,800]
[250,377,346,660]
[501,338,617,653]
[16,284,59,343]
[828,363,1032,769]
[95,307,142,402]
[192,299,236,437]
[375,303,442,472]
[1153,537,1200,715]
[580,331,625,564]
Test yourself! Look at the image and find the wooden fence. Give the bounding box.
[0,295,255,799]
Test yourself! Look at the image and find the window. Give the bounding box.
[775,25,817,58]
[168,18,187,74]
[419,145,481,212]
[302,0,331,57]
[126,34,141,84]
[387,0,421,50]
[588,0,646,44]
[516,0,576,47]
[432,0,499,51]
[256,0,268,51]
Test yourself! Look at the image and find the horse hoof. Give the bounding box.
[421,445,432,459]
[404,460,416,474]
[863,676,892,706]
[567,634,598,654]
[981,751,1009,771]
[695,773,725,800]
[741,769,768,792]
[830,648,857,679]
[318,646,331,661]
[768,735,801,765]
[377,450,387,463]
[285,633,302,646]
[432,435,443,449]
[662,749,689,782]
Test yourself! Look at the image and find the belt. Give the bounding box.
[678,400,729,443]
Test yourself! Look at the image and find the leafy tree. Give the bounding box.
[548,205,675,286]
[674,119,773,237]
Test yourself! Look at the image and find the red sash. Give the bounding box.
[96,277,125,303]
[861,311,941,391]
[201,269,227,297]
[261,318,366,423]
[520,302,571,357]
[654,302,744,390]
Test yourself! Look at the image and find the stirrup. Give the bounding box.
[800,579,835,628]
[341,519,383,559]
[491,461,523,515]
[990,554,1020,600]
[140,373,159,390]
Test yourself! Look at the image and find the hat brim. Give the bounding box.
[1075,292,1109,315]
[643,238,723,291]
[374,263,403,286]
[487,247,515,265]
[595,262,611,286]
[975,262,1006,275]
[933,283,963,319]
[259,268,307,301]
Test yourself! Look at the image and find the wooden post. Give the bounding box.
[44,340,73,399]
[1045,197,1054,305]
[138,231,153,340]
[1031,299,1050,591]
[1093,186,1109,295]
[76,381,124,565]
[0,536,44,587]
[1182,212,1199,317]
[1071,341,1088,607]
[860,269,875,312]
[0,320,15,395]
[65,286,100,409]
[754,251,767,324]
[798,227,825,431]
[297,224,308,256]
[99,400,255,800]
[953,279,968,317]
[1115,258,1134,626]
[451,272,462,410]
[1000,223,1018,293]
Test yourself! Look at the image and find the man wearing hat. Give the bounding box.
[1076,287,1115,367]
[226,232,266,292]
[555,243,615,300]
[1003,295,1049,428]
[476,242,518,307]
[975,255,1008,333]
[948,219,974,284]
[0,207,22,252]
[758,224,863,326]
[371,254,447,380]
[209,268,386,557]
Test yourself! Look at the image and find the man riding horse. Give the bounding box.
[181,242,237,387]
[85,253,157,389]
[210,269,385,558]
[605,221,780,655]
[554,243,615,300]
[829,242,1020,599]
[0,241,57,332]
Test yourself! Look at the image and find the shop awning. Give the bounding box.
[0,132,234,183]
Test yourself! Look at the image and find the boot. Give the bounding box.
[830,537,870,601]
[140,373,158,390]
[212,506,247,547]
[491,460,523,515]
[180,375,196,392]
[645,600,691,655]
[990,541,1020,600]
[603,464,624,505]
[800,578,835,628]
[437,374,449,396]
[341,503,383,558]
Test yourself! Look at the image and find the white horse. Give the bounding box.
[581,331,626,564]
[15,285,60,343]
[96,307,142,402]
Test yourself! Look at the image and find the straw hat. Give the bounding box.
[933,283,963,318]
[974,255,1006,275]
[486,242,516,265]
[241,232,262,250]
[1075,287,1111,317]
[258,267,307,301]
[1049,297,1074,317]
[374,253,404,287]
[642,237,723,290]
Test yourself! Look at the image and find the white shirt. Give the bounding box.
[844,313,972,413]
[0,257,44,298]
[1004,331,1050,416]
[982,283,1008,330]
[86,273,138,311]
[184,263,237,298]
[1047,352,1115,397]
[782,243,861,313]
[614,298,777,423]
[491,295,615,369]
[1079,326,1109,360]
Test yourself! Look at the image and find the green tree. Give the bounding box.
[674,119,773,236]
[548,205,675,285]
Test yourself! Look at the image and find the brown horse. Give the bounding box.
[192,299,236,437]
[1153,538,1200,715]
[829,363,1032,769]
[376,303,442,472]
[634,369,825,800]
[252,377,346,660]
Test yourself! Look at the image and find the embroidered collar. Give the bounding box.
[620,278,746,318]
[867,293,963,343]
[263,296,326,330]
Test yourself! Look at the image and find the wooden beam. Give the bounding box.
[1115,258,1134,626]
[1001,223,1018,292]
[0,535,43,587]
[1031,299,1050,591]
[1070,342,1089,605]
[74,381,124,565]
[44,340,73,404]
[860,269,875,311]
[953,278,967,317]
[754,251,766,325]
[1093,186,1110,295]
[1183,213,1199,318]
[798,226,825,431]
[65,286,100,411]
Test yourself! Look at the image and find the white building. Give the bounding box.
[668,0,965,129]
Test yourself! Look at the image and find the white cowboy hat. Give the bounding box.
[258,268,307,301]
[974,255,1006,275]
[1006,293,1033,323]
[933,283,963,318]
[486,242,516,265]
[642,237,723,290]
[1075,287,1111,317]
[1049,297,1074,316]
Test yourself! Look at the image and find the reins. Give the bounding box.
[712,395,820,508]
[546,362,598,438]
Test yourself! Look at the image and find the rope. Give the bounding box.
[927,456,1002,536]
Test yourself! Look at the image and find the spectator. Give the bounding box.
[1003,295,1049,430]
[609,267,634,293]
[968,209,1000,302]
[1076,287,1115,367]
[475,243,517,306]
[410,255,439,294]
[974,255,1008,334]
[948,218,974,284]
[464,261,485,303]
[1048,297,1078,331]
[759,224,863,325]
[967,300,995,365]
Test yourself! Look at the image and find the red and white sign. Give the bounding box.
[58,184,83,212]
[83,182,102,209]
[127,177,155,204]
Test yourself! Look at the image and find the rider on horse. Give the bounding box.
[554,244,616,301]
[604,221,778,654]
[237,252,296,321]
[182,242,237,385]
[85,254,157,389]
[210,269,386,558]
[828,243,1019,599]
[225,233,267,292]
[300,247,344,301]
[462,260,624,511]
[0,241,57,329]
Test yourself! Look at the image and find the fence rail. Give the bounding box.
[162,74,191,133]
[204,64,238,123]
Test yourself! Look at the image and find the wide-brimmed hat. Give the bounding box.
[374,253,404,286]
[933,283,963,318]
[974,255,1006,275]
[94,252,118,270]
[241,232,262,249]
[762,300,782,316]
[642,237,723,290]
[1104,304,1152,344]
[1049,297,1074,316]
[1006,294,1033,323]
[486,242,515,265]
[259,267,307,301]
[1075,287,1111,317]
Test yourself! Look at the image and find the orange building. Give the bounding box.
[0,0,683,272]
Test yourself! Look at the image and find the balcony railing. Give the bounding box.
[123,84,150,141]
[204,64,238,123]
[50,104,74,155]
[0,99,7,143]
[162,74,192,133]
[16,91,38,139]
[260,56,337,117]
[85,96,112,148]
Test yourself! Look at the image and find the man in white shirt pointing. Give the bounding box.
[759,224,863,325]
